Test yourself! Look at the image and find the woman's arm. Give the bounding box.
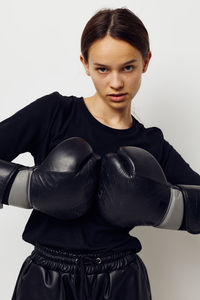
[161,139,200,185]
[0,91,60,162]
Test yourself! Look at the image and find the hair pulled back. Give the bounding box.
[81,7,150,64]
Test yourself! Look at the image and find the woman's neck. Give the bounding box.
[83,95,133,129]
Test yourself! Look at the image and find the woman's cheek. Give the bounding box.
[93,75,107,89]
[128,71,141,85]
[90,78,103,94]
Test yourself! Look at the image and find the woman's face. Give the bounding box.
[80,35,151,107]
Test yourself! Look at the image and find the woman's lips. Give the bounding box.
[108,94,127,101]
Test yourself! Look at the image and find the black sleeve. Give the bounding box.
[0,91,60,162]
[161,138,200,185]
[160,132,200,231]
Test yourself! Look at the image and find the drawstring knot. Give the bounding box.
[75,255,102,300]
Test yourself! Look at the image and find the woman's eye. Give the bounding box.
[96,67,107,73]
[124,65,134,71]
[96,65,135,73]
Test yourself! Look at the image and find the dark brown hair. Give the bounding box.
[81,7,150,64]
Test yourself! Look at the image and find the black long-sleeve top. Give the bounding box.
[1,91,200,253]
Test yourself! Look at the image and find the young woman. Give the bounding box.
[1,7,200,300]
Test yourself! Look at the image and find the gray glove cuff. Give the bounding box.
[8,168,33,209]
[155,187,184,230]
[0,159,23,208]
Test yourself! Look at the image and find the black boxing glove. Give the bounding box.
[97,146,185,230]
[0,137,101,220]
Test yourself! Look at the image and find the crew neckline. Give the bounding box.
[78,96,138,134]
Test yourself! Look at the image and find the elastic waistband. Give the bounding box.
[30,243,136,275]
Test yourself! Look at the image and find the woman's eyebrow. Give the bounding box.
[93,59,137,67]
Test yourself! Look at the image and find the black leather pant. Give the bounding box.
[12,244,152,300]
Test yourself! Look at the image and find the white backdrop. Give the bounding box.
[0,0,200,299]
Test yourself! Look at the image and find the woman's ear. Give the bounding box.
[143,51,152,73]
[80,54,90,76]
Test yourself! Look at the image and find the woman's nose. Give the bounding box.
[109,73,124,89]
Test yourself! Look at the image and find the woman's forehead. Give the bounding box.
[88,36,142,64]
